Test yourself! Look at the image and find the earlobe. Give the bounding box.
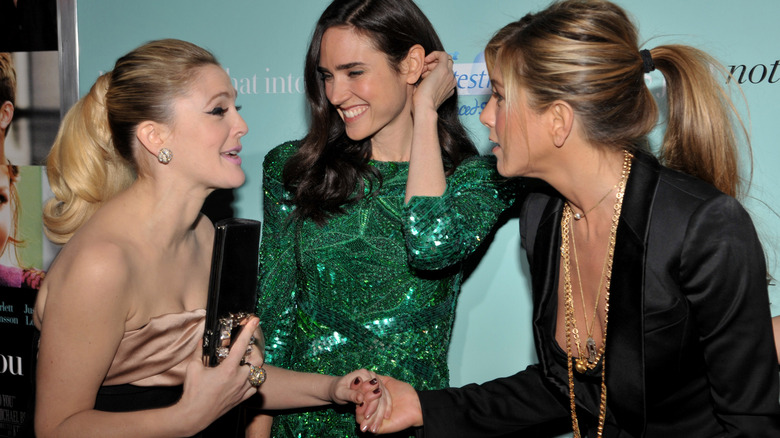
[550,101,574,148]
[403,44,425,84]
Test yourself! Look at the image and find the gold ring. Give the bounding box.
[246,363,266,387]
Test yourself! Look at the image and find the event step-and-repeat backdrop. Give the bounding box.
[1,1,779,436]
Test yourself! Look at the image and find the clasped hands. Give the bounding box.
[352,373,423,434]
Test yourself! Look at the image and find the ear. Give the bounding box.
[401,44,425,85]
[0,101,14,131]
[548,100,574,148]
[135,121,169,156]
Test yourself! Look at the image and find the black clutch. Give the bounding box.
[202,218,262,367]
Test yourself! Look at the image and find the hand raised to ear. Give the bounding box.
[412,51,457,116]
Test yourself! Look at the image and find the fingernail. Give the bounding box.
[359,402,364,407]
[369,378,377,385]
[354,377,362,385]
[373,388,380,394]
[361,425,368,432]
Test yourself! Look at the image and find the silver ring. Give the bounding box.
[246,363,266,388]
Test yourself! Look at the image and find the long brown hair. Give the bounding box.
[486,0,747,198]
[284,0,477,224]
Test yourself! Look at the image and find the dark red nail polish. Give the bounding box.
[373,388,381,394]
[354,377,361,385]
[369,378,378,385]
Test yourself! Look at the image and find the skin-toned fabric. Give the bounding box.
[101,309,205,387]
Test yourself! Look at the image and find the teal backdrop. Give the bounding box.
[74,0,780,388]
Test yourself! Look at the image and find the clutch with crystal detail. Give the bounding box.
[202,218,262,367]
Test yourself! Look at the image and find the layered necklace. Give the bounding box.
[560,149,632,437]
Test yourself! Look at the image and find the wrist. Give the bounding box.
[413,390,424,427]
[167,402,203,437]
[326,375,342,404]
[412,104,439,121]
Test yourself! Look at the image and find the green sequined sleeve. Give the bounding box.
[403,155,516,271]
[256,141,299,366]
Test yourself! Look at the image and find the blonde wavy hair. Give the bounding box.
[43,39,220,245]
[43,74,134,244]
[485,0,748,198]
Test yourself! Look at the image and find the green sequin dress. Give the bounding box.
[257,141,515,437]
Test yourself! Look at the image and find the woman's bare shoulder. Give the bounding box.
[35,221,137,327]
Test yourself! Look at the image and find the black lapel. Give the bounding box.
[530,195,565,376]
[604,151,661,436]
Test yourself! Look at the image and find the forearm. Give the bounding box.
[403,159,515,269]
[36,403,196,438]
[255,365,340,409]
[405,107,445,203]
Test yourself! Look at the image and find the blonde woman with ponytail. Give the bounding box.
[356,1,780,436]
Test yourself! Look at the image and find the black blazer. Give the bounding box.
[417,152,780,437]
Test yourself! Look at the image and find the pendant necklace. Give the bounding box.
[571,185,615,220]
[560,149,632,437]
[569,219,609,372]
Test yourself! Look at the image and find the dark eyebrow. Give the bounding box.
[317,62,366,73]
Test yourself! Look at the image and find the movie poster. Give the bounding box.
[0,0,60,435]
[0,166,47,437]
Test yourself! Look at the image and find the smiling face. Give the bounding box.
[480,67,550,178]
[165,64,248,189]
[318,26,412,146]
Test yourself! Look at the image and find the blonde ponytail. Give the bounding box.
[43,74,134,244]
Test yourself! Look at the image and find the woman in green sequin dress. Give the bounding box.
[251,0,515,436]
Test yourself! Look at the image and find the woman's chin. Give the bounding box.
[495,159,524,179]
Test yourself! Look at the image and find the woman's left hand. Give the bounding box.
[329,369,380,405]
[412,51,456,115]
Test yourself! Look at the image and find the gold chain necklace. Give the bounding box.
[560,149,632,437]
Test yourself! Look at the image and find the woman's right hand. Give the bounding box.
[176,316,261,435]
[355,374,423,434]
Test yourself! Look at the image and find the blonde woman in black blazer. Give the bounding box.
[353,1,780,436]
